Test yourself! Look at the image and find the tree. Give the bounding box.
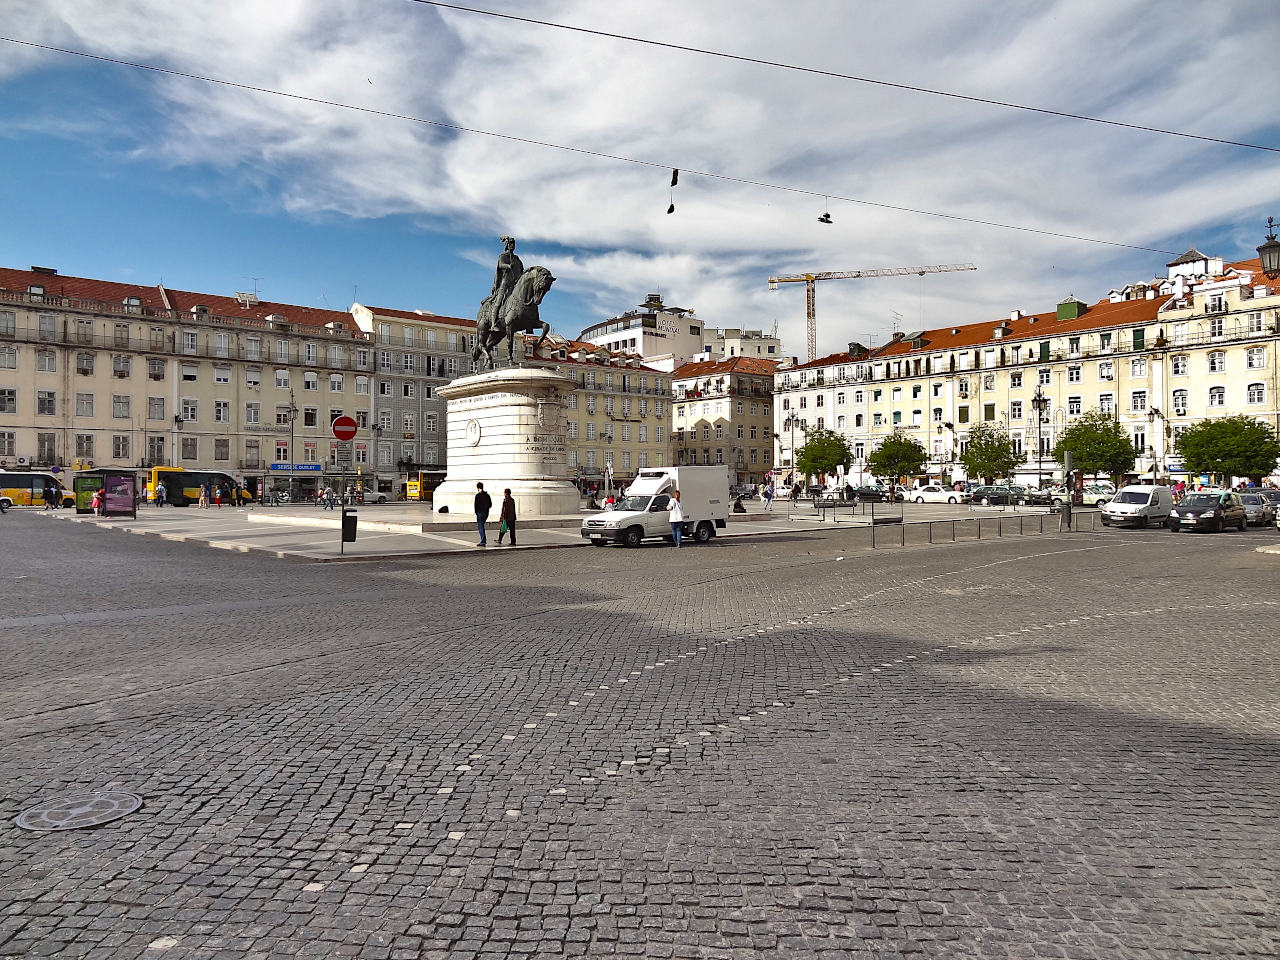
[959,421,1024,484]
[865,432,927,483]
[794,427,853,481]
[1052,409,1135,482]
[1175,415,1280,482]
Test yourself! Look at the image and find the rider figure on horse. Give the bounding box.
[487,236,524,320]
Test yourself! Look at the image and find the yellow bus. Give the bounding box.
[145,467,252,506]
[0,470,76,508]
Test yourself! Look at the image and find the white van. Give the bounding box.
[1101,485,1174,528]
[581,466,729,547]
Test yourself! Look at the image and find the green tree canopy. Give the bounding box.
[794,427,854,480]
[865,432,927,482]
[1175,415,1280,481]
[1052,409,1135,482]
[959,421,1025,484]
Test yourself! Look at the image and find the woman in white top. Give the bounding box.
[667,489,684,547]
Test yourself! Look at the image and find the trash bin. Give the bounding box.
[341,508,357,543]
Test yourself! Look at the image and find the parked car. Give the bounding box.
[970,485,1015,506]
[1238,492,1276,527]
[357,486,388,504]
[911,484,970,504]
[1101,485,1174,528]
[730,485,758,500]
[1081,485,1113,506]
[1168,491,1248,532]
[1008,485,1052,506]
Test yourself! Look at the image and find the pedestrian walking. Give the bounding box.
[214,485,224,509]
[155,481,167,507]
[43,484,57,510]
[497,488,517,545]
[91,488,103,517]
[474,482,492,546]
[667,488,684,547]
[763,482,774,511]
[199,483,209,508]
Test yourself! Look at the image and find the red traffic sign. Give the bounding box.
[331,415,359,441]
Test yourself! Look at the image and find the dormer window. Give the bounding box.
[192,304,209,315]
[28,285,44,296]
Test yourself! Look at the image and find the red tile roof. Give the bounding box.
[161,287,357,332]
[671,356,779,379]
[362,305,476,329]
[0,266,165,309]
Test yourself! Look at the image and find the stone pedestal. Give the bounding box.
[433,366,582,518]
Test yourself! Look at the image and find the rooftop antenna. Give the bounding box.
[317,293,331,308]
[890,310,903,336]
[249,277,263,298]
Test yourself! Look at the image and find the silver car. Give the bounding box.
[1238,492,1276,527]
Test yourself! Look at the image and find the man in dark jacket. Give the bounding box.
[474,482,492,546]
[497,488,517,546]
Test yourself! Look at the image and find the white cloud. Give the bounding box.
[5,0,1278,354]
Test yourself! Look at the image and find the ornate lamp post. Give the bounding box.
[1030,387,1050,489]
[1147,407,1169,480]
[1257,216,1280,280]
[287,389,299,497]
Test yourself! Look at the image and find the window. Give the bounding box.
[356,348,369,368]
[586,422,597,441]
[215,332,230,358]
[76,352,95,374]
[1172,355,1188,376]
[379,381,392,397]
[38,315,56,340]
[148,397,165,420]
[276,340,290,363]
[148,435,167,465]
[1010,400,1023,420]
[836,391,846,405]
[1172,389,1188,416]
[304,442,318,463]
[38,433,57,462]
[1130,357,1146,377]
[1132,329,1145,350]
[1009,372,1022,389]
[75,393,94,417]
[181,363,197,382]
[1208,386,1225,407]
[355,411,368,428]
[715,424,724,440]
[983,403,995,421]
[1038,368,1051,386]
[1132,426,1146,452]
[75,434,94,458]
[982,375,995,392]
[0,310,14,337]
[0,389,14,414]
[1068,396,1082,415]
[1098,360,1114,381]
[0,345,16,369]
[304,343,317,364]
[1207,351,1226,373]
[957,406,969,424]
[378,351,392,372]
[276,441,290,462]
[932,407,943,423]
[1130,390,1147,413]
[1099,332,1112,353]
[1246,347,1265,369]
[113,395,131,419]
[214,400,230,423]
[355,375,369,395]
[1099,393,1114,414]
[303,372,318,391]
[113,435,130,460]
[181,330,198,354]
[402,382,414,399]
[1247,382,1265,404]
[1209,315,1224,338]
[214,438,229,461]
[147,358,165,381]
[214,365,230,384]
[37,390,56,415]
[245,367,261,388]
[1068,336,1080,356]
[379,410,392,430]
[245,402,261,425]
[303,408,317,427]
[181,437,198,460]
[402,354,416,373]
[37,350,56,373]
[329,374,343,392]
[567,421,579,440]
[181,398,198,421]
[246,337,261,361]
[1246,311,1264,334]
[245,439,260,466]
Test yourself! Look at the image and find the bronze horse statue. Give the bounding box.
[473,265,556,369]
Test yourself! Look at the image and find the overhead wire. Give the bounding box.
[408,0,1280,156]
[1,35,1181,255]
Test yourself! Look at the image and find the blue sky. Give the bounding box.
[2,1,1277,356]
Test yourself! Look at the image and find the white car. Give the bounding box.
[911,485,971,504]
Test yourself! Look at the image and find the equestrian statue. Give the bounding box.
[473,236,556,370]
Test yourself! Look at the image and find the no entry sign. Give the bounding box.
[331,415,358,441]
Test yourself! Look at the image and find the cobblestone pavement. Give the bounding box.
[1,511,1277,959]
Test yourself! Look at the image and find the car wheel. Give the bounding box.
[1100,516,1110,526]
[1211,518,1222,533]
[622,526,644,548]
[1239,518,1248,532]
[693,521,714,544]
[947,496,957,504]
[1139,516,1148,529]
[981,496,991,506]
[915,496,924,504]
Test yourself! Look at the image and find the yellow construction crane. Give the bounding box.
[768,263,977,361]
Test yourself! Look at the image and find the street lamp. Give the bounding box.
[287,389,299,497]
[172,414,183,466]
[1030,387,1050,490]
[1147,406,1169,481]
[1257,216,1280,280]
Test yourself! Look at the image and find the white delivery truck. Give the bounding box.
[581,466,730,547]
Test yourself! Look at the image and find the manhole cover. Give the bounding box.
[15,791,143,832]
